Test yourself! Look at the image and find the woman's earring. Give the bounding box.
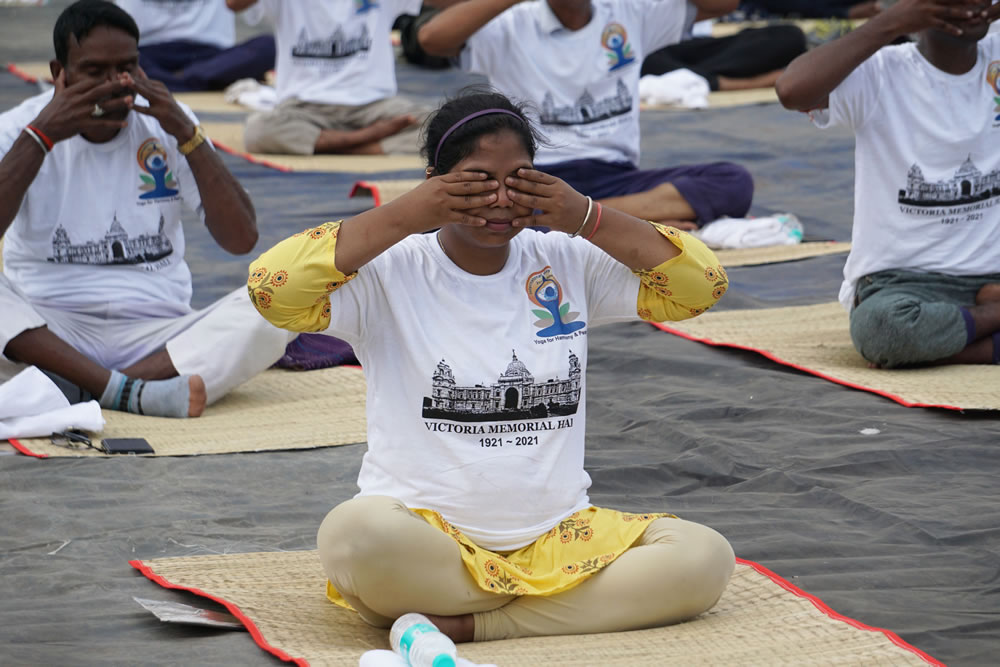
[425,167,435,178]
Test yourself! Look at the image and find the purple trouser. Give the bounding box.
[538,159,754,225]
[139,35,276,92]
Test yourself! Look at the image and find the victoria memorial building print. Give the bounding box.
[422,351,582,422]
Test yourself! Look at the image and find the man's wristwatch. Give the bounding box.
[178,125,207,156]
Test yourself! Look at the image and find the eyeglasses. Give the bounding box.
[49,429,101,452]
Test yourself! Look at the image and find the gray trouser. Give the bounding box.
[243,96,430,155]
[317,496,734,641]
[850,269,1000,368]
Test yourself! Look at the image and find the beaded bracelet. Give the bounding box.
[568,196,593,238]
[584,202,603,241]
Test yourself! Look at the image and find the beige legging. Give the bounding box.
[316,495,735,641]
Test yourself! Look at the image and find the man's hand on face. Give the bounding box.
[30,68,131,143]
[124,68,196,143]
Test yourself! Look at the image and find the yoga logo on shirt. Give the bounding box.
[986,61,1000,123]
[526,266,586,338]
[354,0,378,13]
[601,23,635,72]
[137,138,179,200]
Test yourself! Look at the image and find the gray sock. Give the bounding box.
[99,370,192,418]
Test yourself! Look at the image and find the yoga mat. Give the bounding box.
[131,549,940,666]
[713,241,850,267]
[349,178,423,207]
[201,122,425,174]
[641,87,779,111]
[654,302,1000,411]
[8,366,367,458]
[710,18,866,39]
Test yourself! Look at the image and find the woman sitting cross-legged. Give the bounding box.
[246,89,735,642]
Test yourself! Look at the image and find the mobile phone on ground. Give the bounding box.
[100,438,155,455]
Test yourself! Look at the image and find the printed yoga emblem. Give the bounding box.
[137,138,179,200]
[526,266,585,337]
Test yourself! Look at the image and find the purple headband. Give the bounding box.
[433,108,525,170]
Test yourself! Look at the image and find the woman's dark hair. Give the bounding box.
[422,88,543,175]
[53,0,140,66]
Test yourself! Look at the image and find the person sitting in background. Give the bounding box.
[741,0,881,20]
[0,0,294,417]
[115,0,275,92]
[418,0,754,230]
[228,0,451,156]
[247,87,734,642]
[776,0,1000,367]
[642,23,807,92]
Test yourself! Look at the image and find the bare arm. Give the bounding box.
[418,0,521,59]
[334,173,499,274]
[506,169,680,270]
[1,73,128,239]
[776,0,980,111]
[226,0,258,11]
[0,135,47,240]
[127,70,257,254]
[690,0,739,22]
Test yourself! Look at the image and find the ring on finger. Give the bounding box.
[91,103,105,118]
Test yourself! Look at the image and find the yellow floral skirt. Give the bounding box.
[326,506,673,608]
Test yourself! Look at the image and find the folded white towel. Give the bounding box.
[0,367,104,440]
[638,69,710,109]
[696,214,804,249]
[223,78,278,111]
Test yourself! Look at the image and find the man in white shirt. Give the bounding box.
[777,0,1000,367]
[228,0,457,155]
[115,0,275,91]
[418,0,755,229]
[0,0,294,418]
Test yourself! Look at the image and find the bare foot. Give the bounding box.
[423,613,474,643]
[975,283,1000,305]
[315,115,417,154]
[188,375,207,418]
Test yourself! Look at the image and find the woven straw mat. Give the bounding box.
[661,301,999,410]
[135,549,931,667]
[200,122,425,173]
[714,241,849,267]
[12,366,367,457]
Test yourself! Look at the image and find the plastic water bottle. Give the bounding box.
[389,613,458,667]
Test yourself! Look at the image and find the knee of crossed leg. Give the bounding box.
[849,296,928,367]
[674,523,735,617]
[317,495,406,575]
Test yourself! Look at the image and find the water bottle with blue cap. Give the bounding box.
[389,613,458,667]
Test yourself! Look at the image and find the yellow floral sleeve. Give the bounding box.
[633,223,728,322]
[246,221,357,332]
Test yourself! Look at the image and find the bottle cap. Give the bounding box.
[432,655,456,667]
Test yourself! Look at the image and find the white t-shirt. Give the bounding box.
[324,229,641,551]
[116,0,236,49]
[0,91,206,317]
[243,0,420,106]
[813,35,1000,309]
[460,0,695,166]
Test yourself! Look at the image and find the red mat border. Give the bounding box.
[129,555,944,667]
[348,180,382,207]
[650,321,964,412]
